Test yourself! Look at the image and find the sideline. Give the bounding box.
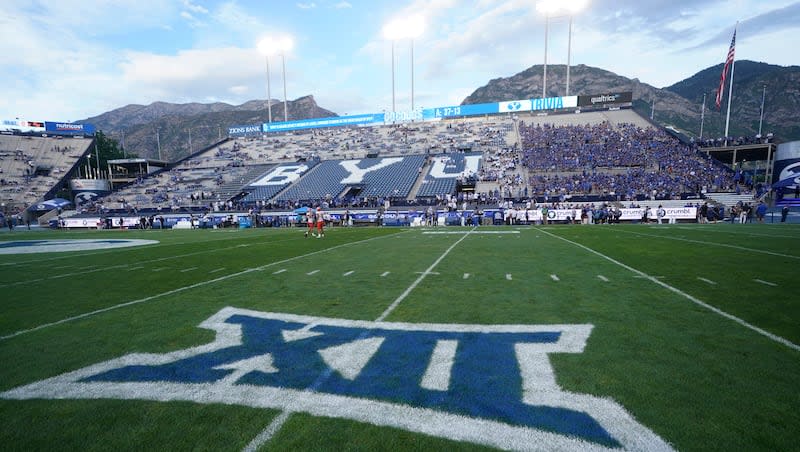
[0,230,406,341]
[538,228,800,352]
[243,227,476,451]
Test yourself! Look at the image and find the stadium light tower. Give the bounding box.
[277,36,294,122]
[536,0,589,97]
[383,16,424,116]
[259,36,294,123]
[257,37,276,123]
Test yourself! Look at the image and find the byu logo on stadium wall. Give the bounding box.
[2,307,672,451]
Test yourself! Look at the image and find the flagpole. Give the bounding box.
[723,22,738,146]
[758,84,766,137]
[699,93,706,141]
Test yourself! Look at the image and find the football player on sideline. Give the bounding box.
[304,207,316,238]
[315,207,326,238]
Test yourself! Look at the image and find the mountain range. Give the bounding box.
[81,61,799,162]
[81,96,335,162]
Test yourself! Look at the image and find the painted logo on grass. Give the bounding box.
[1,308,672,451]
[0,239,158,254]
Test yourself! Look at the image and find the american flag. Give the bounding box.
[715,29,736,109]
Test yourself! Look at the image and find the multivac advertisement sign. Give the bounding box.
[228,124,262,137]
[44,121,96,136]
[263,114,384,133]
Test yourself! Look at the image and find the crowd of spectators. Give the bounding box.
[517,121,737,200]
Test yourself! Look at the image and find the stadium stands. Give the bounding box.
[4,106,768,226]
[0,134,92,211]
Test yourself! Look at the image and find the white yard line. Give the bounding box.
[343,271,354,277]
[619,229,800,260]
[306,270,320,276]
[0,232,405,342]
[179,267,198,273]
[538,229,800,352]
[272,269,287,275]
[380,271,390,277]
[550,274,560,282]
[246,227,475,450]
[753,279,778,287]
[376,228,474,322]
[209,268,226,274]
[241,411,293,452]
[697,277,717,285]
[597,275,609,282]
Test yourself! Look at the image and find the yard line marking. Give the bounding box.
[306,269,320,276]
[242,411,292,452]
[380,271,390,277]
[128,266,145,271]
[343,270,354,276]
[53,265,71,270]
[754,279,777,287]
[249,228,472,450]
[597,275,609,282]
[506,274,513,281]
[539,229,800,352]
[376,227,474,322]
[180,267,198,273]
[1,231,408,342]
[697,277,717,285]
[209,267,226,274]
[463,273,470,279]
[151,267,168,272]
[272,269,287,275]
[619,229,800,260]
[550,274,560,282]
[634,275,664,279]
[415,271,439,276]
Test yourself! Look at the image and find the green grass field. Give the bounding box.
[1,223,799,451]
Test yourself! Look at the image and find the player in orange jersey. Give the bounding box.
[304,208,316,238]
[315,207,325,238]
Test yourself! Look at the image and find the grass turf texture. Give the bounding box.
[0,224,798,451]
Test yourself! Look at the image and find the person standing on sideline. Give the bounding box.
[315,207,325,238]
[755,201,767,223]
[656,205,666,224]
[304,208,316,238]
[781,205,790,222]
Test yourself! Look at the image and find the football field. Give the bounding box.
[1,223,799,451]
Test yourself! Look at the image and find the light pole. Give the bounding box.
[383,15,424,116]
[260,36,293,123]
[536,0,589,97]
[257,37,274,123]
[278,37,294,122]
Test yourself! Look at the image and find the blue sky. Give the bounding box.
[1,0,798,124]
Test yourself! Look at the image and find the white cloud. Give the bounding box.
[183,0,210,15]
[335,1,352,8]
[297,2,317,9]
